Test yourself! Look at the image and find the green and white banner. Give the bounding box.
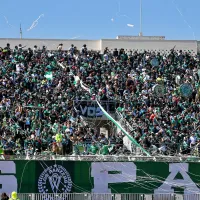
[1,161,200,196]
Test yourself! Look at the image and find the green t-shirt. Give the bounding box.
[62,125,67,132]
[117,107,123,112]
[73,143,84,155]
[89,145,98,154]
[46,65,53,70]
[31,120,36,131]
[44,110,50,116]
[100,145,110,155]
[52,123,59,133]
[0,148,4,155]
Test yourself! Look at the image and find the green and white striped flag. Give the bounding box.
[44,71,53,80]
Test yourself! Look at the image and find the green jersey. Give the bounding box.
[89,145,98,154]
[100,145,110,155]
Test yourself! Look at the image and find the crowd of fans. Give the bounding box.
[0,42,200,157]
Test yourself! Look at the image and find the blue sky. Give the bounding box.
[0,0,199,40]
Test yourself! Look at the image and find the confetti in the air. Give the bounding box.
[127,24,134,27]
[27,14,44,31]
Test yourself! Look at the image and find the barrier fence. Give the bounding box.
[2,155,200,162]
[15,193,200,200]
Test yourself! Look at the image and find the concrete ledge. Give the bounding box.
[0,38,198,53]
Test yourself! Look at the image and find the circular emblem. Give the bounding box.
[152,84,165,97]
[180,84,193,98]
[38,164,72,198]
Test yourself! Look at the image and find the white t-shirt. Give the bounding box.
[190,136,196,145]
[16,64,20,73]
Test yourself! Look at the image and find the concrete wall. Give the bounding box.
[0,38,101,51]
[197,41,200,53]
[101,39,197,54]
[0,38,198,54]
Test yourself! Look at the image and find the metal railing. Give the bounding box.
[14,193,200,200]
[115,110,143,155]
[115,111,135,132]
[1,154,200,162]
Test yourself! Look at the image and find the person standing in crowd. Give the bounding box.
[88,141,99,155]
[9,192,19,200]
[1,193,9,200]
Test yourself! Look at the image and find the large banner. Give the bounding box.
[74,101,116,118]
[1,161,200,196]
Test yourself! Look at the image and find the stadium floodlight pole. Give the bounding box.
[139,0,143,36]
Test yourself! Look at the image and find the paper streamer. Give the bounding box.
[80,80,90,93]
[116,1,132,19]
[27,14,44,31]
[3,16,13,27]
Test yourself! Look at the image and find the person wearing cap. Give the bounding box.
[9,191,19,200]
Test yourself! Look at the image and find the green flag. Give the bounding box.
[44,72,53,80]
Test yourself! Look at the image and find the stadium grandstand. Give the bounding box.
[1,36,200,199]
[0,37,200,157]
[2,0,200,198]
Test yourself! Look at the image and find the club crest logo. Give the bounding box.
[38,164,72,197]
